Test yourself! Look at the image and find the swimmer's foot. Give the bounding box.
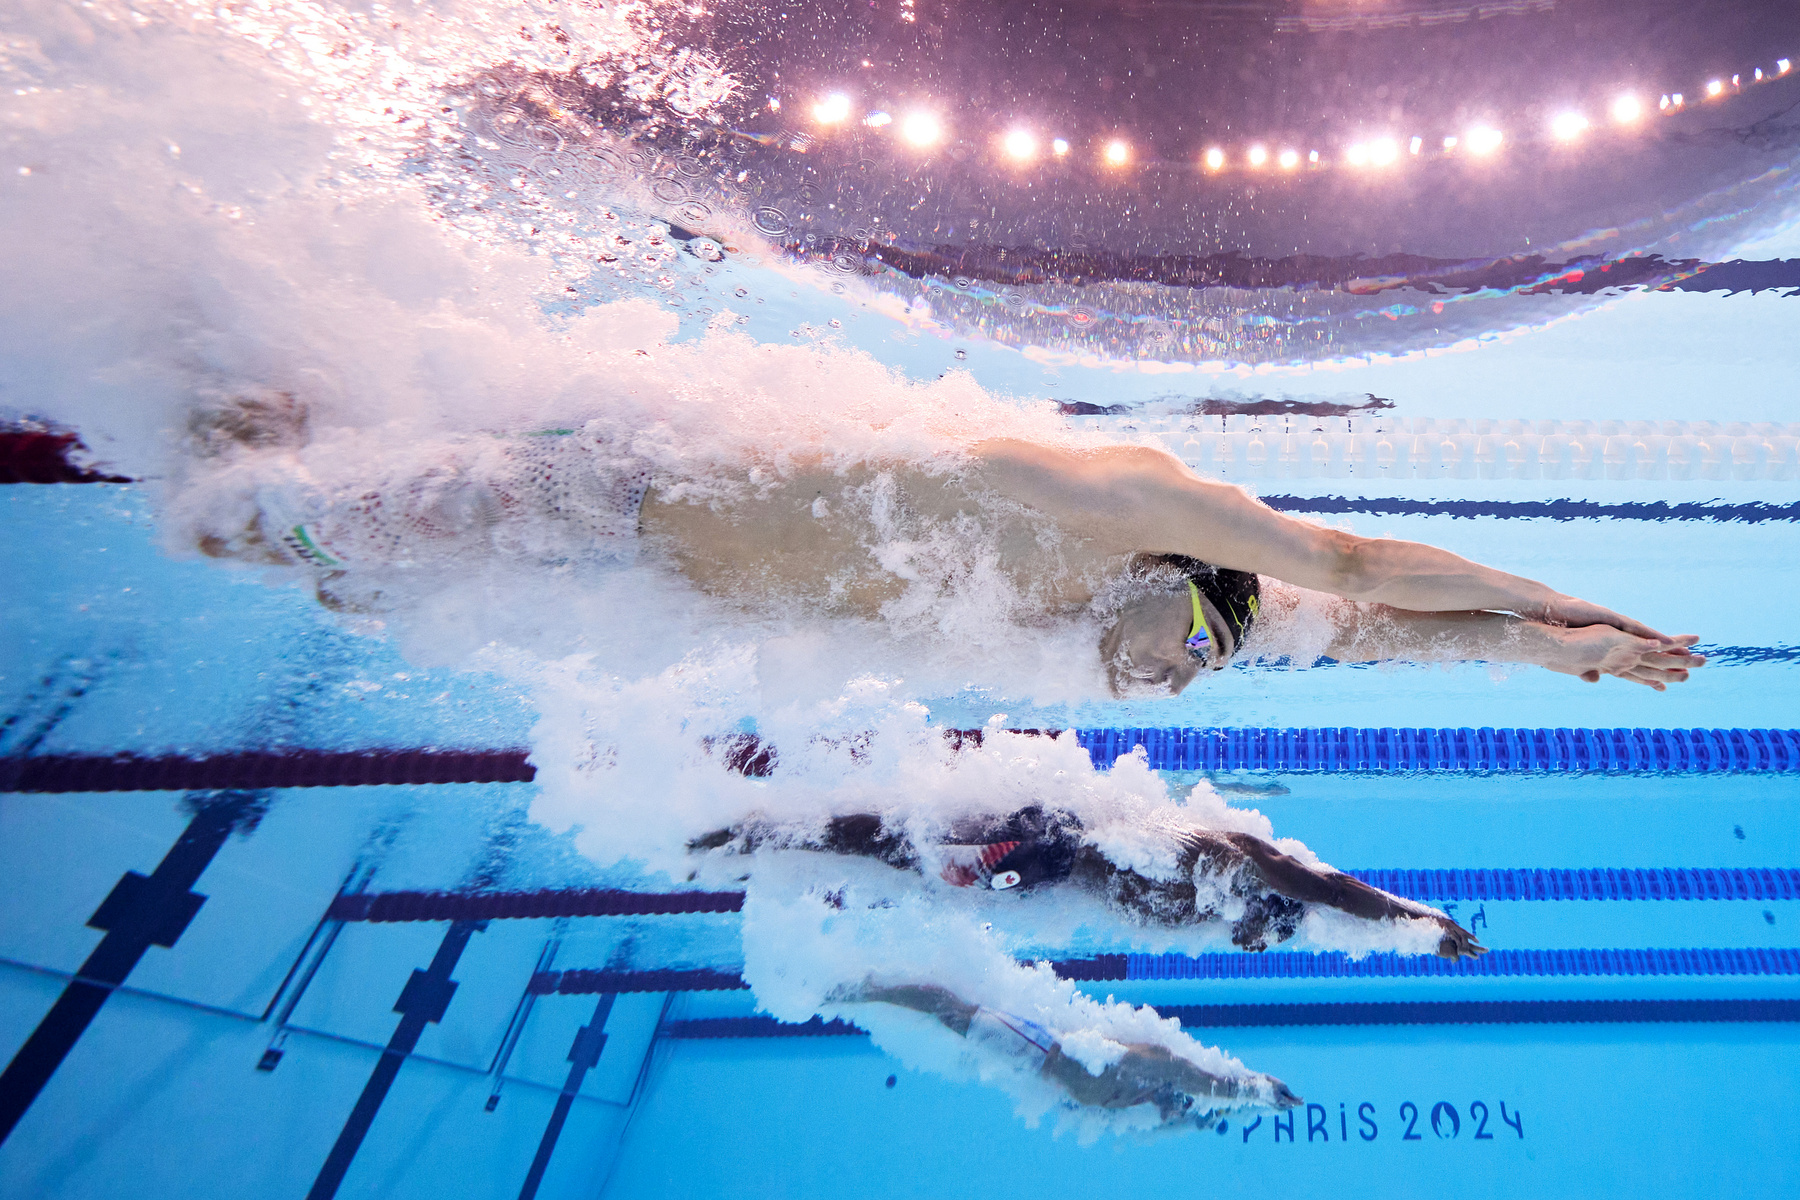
[1433,916,1487,960]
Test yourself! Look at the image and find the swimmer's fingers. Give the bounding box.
[1544,597,1677,643]
[1433,917,1486,959]
[1640,646,1705,670]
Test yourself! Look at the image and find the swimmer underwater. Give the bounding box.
[184,395,1704,694]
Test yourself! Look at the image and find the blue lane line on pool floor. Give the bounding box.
[1079,726,1800,774]
[1262,496,1800,523]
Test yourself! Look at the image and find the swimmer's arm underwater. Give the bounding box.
[838,981,1301,1115]
[1318,605,1703,690]
[969,439,1685,641]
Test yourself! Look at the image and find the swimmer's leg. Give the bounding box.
[188,390,310,457]
[687,812,920,872]
[1045,1041,1301,1115]
[837,982,978,1034]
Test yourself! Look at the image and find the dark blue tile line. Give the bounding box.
[1123,947,1800,982]
[659,999,1800,1037]
[1262,496,1800,524]
[1077,727,1800,774]
[0,791,264,1147]
[307,920,481,1200]
[1346,867,1800,903]
[518,993,614,1200]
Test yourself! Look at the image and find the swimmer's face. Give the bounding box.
[1099,589,1203,697]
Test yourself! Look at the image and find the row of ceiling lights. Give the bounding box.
[780,56,1792,172]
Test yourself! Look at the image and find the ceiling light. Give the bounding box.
[1369,137,1398,165]
[1408,135,1422,155]
[1465,125,1503,155]
[1003,129,1036,160]
[1442,135,1458,150]
[1780,59,1792,75]
[864,111,892,128]
[1051,138,1070,156]
[1277,148,1299,169]
[812,93,851,124]
[1247,144,1268,167]
[1611,94,1642,123]
[900,112,941,147]
[1345,142,1369,167]
[1706,79,1724,97]
[1104,139,1130,166]
[1203,146,1225,170]
[1308,149,1319,163]
[1550,111,1588,141]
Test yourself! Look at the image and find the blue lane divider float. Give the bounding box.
[1074,726,1800,774]
[1118,946,1800,982]
[537,947,1800,993]
[1348,866,1800,902]
[659,999,1800,1037]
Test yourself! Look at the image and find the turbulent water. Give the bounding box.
[0,0,1535,1134]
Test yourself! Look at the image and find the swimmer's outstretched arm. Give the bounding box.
[970,439,1685,641]
[838,981,1300,1113]
[1185,830,1486,959]
[1320,604,1704,690]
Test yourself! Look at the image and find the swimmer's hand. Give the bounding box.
[1541,595,1681,644]
[1266,1079,1303,1110]
[1544,625,1705,691]
[1433,916,1486,960]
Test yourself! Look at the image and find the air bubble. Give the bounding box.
[954,349,967,360]
[1066,306,1097,327]
[675,155,705,176]
[676,200,713,223]
[953,277,971,289]
[689,240,724,262]
[752,206,791,236]
[735,287,749,297]
[651,176,690,203]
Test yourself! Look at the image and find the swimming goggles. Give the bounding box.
[1184,580,1215,656]
[1181,566,1260,670]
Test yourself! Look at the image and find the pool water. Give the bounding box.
[6,1,1800,1197]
